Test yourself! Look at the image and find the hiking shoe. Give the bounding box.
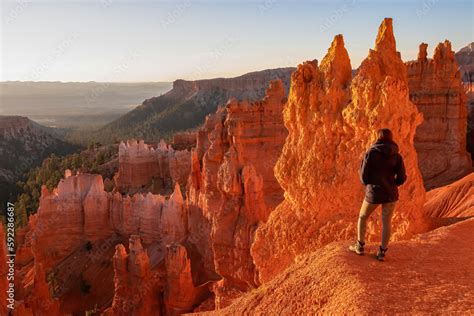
[349,240,365,255]
[376,246,388,261]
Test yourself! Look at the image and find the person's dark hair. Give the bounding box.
[377,128,393,142]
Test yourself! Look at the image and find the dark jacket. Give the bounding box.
[359,140,407,204]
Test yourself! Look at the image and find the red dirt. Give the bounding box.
[206,218,474,314]
[425,172,474,218]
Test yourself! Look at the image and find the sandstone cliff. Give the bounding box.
[33,171,188,266]
[186,80,288,307]
[407,41,472,189]
[172,132,197,151]
[17,171,193,314]
[251,18,427,283]
[115,139,191,195]
[19,263,61,315]
[164,244,210,315]
[455,43,474,163]
[105,236,163,316]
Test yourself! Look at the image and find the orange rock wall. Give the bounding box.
[172,132,197,151]
[116,139,191,194]
[105,236,163,316]
[251,19,428,283]
[186,81,288,307]
[33,172,188,267]
[18,172,192,314]
[407,41,472,189]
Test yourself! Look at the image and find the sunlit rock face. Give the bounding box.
[251,18,428,283]
[32,173,186,271]
[32,174,107,270]
[407,41,472,189]
[185,107,227,288]
[186,80,288,307]
[18,171,190,314]
[164,244,210,315]
[115,139,191,195]
[19,263,62,316]
[104,236,162,316]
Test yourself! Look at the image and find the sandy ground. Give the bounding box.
[204,217,474,315]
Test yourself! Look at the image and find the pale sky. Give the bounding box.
[1,0,473,82]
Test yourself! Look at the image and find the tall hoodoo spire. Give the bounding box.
[252,18,427,283]
[375,17,396,53]
[418,43,428,61]
[320,34,352,88]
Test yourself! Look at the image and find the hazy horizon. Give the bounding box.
[0,80,173,83]
[0,66,298,83]
[1,0,473,82]
[0,81,173,128]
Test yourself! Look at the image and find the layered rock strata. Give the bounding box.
[115,139,191,194]
[164,244,210,315]
[105,236,163,316]
[16,171,194,314]
[33,172,187,270]
[186,80,288,307]
[407,41,472,189]
[455,43,474,167]
[172,132,197,150]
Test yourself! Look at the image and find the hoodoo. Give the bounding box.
[12,79,290,313]
[105,236,162,316]
[251,18,428,283]
[115,139,191,194]
[186,80,288,307]
[407,41,472,189]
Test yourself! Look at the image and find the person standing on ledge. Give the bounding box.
[349,128,407,261]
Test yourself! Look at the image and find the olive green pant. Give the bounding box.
[357,200,397,249]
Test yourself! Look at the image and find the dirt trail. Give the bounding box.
[205,218,474,314]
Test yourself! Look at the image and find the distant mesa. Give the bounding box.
[96,67,295,143]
